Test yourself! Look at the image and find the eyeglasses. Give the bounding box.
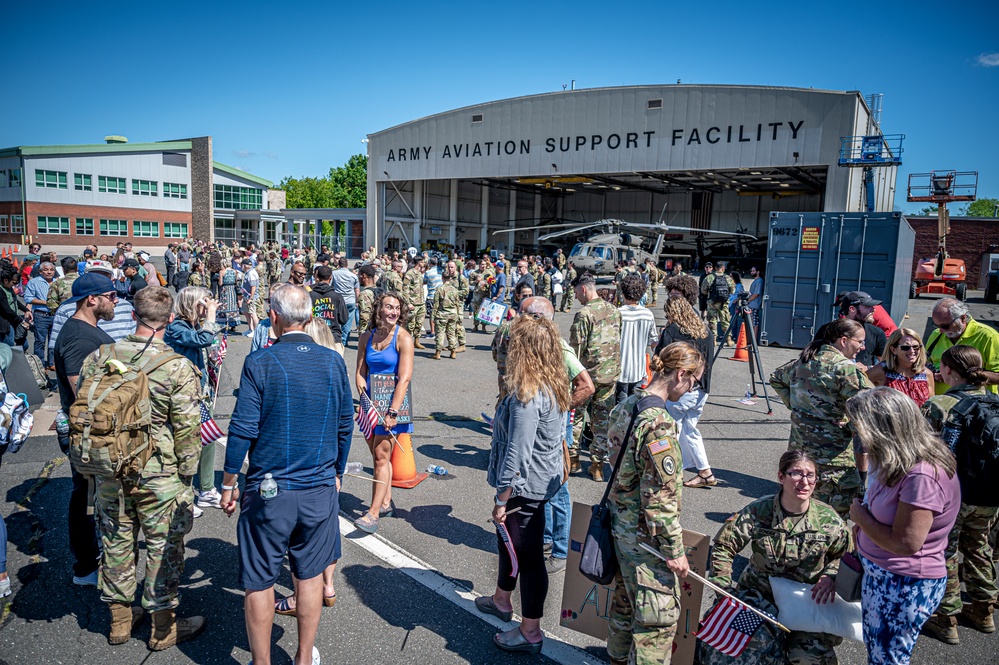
[691,376,704,392]
[98,292,118,302]
[936,318,962,331]
[785,470,817,483]
[895,344,921,351]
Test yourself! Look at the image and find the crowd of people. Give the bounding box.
[0,236,996,665]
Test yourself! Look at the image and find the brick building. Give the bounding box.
[908,215,999,288]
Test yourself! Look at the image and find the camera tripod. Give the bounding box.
[711,298,773,414]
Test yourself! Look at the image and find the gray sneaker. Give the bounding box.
[545,556,567,575]
[196,488,223,508]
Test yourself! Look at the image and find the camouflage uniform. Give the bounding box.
[382,269,403,295]
[555,252,566,270]
[187,272,206,288]
[922,389,999,616]
[402,268,426,339]
[700,272,736,340]
[455,272,470,347]
[471,267,494,330]
[560,266,577,312]
[570,298,622,464]
[252,263,269,321]
[770,345,873,518]
[647,264,660,306]
[709,494,850,664]
[83,336,202,612]
[432,280,462,352]
[357,285,378,333]
[47,271,79,314]
[606,392,684,665]
[538,271,552,300]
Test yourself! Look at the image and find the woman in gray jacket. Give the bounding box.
[476,315,571,654]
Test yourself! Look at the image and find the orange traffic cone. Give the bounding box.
[729,322,749,362]
[11,256,18,269]
[390,432,428,488]
[1,248,7,260]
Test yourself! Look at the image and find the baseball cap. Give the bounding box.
[122,258,141,269]
[85,260,114,276]
[64,272,115,306]
[82,249,94,257]
[844,291,881,307]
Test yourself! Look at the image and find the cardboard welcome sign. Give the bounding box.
[475,298,508,326]
[368,373,412,424]
[559,502,710,665]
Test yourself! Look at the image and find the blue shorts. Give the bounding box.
[237,483,340,591]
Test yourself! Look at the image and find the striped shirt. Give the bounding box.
[48,300,137,355]
[618,305,658,383]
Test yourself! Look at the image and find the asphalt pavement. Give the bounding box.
[0,288,997,664]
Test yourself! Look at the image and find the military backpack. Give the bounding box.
[708,274,731,303]
[940,391,999,506]
[68,344,183,479]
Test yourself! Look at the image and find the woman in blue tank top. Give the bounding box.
[354,292,414,534]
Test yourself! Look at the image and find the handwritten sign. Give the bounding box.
[475,298,508,326]
[368,373,412,424]
[559,502,709,665]
[801,226,820,250]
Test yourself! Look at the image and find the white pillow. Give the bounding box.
[769,576,863,642]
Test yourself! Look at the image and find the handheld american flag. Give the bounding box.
[200,401,225,446]
[696,596,768,656]
[493,521,519,577]
[356,391,379,440]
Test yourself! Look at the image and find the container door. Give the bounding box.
[762,215,826,347]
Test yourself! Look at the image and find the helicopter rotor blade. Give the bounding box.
[538,223,607,241]
[490,221,586,236]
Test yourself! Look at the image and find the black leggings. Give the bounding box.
[496,496,548,619]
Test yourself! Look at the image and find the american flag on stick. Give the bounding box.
[493,521,519,577]
[696,596,768,656]
[356,391,379,441]
[200,401,225,446]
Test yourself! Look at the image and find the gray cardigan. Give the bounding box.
[487,390,566,501]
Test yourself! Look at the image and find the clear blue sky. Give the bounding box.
[6,1,998,213]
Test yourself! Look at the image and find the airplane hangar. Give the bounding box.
[364,84,897,259]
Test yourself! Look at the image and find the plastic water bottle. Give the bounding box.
[259,473,278,499]
[426,465,448,476]
[56,410,70,436]
[744,385,753,401]
[345,461,363,475]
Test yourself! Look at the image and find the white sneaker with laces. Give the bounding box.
[196,488,223,508]
[193,504,204,518]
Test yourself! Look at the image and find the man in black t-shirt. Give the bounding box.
[837,290,887,369]
[53,272,117,588]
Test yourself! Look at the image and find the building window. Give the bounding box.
[35,170,68,189]
[0,170,7,188]
[134,221,159,237]
[163,182,188,199]
[163,222,188,238]
[0,215,7,232]
[214,184,263,210]
[75,174,92,191]
[76,218,94,235]
[98,176,127,194]
[214,218,235,242]
[11,215,23,233]
[99,219,128,236]
[9,170,21,188]
[132,179,158,197]
[37,216,70,235]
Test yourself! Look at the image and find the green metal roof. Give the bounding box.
[0,141,192,158]
[212,161,273,188]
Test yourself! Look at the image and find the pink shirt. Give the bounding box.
[858,461,960,578]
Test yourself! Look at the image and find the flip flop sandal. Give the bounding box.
[683,473,718,489]
[474,595,512,622]
[493,627,543,654]
[323,593,337,608]
[275,596,297,616]
[354,514,379,534]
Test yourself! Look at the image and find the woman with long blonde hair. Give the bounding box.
[477,316,570,654]
[865,327,931,406]
[655,295,716,487]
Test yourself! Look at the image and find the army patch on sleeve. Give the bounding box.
[662,456,676,476]
[648,439,672,455]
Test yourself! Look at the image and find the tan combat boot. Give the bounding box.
[959,600,996,633]
[455,345,466,353]
[148,609,206,651]
[588,462,604,482]
[431,349,441,360]
[922,613,959,645]
[414,340,427,350]
[108,603,144,645]
[569,450,581,474]
[449,349,457,359]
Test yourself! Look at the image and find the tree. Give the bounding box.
[960,197,999,217]
[916,205,938,216]
[279,154,368,209]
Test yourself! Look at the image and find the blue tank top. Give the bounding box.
[366,325,401,376]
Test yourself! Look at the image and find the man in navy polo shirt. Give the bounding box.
[222,284,353,665]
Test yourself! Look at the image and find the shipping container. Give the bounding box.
[761,211,914,348]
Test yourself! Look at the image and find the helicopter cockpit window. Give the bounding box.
[569,243,587,257]
[591,247,609,260]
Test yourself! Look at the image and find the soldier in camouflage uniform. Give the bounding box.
[402,256,428,349]
[770,319,873,518]
[450,260,470,352]
[560,264,577,312]
[47,259,79,314]
[920,355,999,642]
[537,259,553,301]
[471,259,494,332]
[605,373,691,665]
[570,272,622,480]
[707,450,850,664]
[357,264,379,333]
[554,248,566,271]
[82,287,206,650]
[431,271,461,359]
[645,259,660,306]
[700,262,736,341]
[382,259,404,295]
[252,257,269,323]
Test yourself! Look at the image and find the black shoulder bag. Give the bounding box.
[579,394,666,585]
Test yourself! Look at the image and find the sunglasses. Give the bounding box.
[98,292,118,302]
[895,344,921,352]
[691,376,704,392]
[291,271,307,277]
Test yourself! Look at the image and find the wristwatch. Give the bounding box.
[494,495,508,507]
[387,408,399,418]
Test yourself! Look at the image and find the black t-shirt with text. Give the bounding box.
[54,317,114,414]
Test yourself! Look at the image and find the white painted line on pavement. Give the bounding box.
[338,515,603,665]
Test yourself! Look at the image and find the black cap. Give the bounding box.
[843,291,881,307]
[122,258,141,269]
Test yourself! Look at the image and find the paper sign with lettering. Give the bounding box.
[475,298,508,326]
[368,373,412,424]
[559,502,709,665]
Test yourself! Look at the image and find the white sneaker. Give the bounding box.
[72,570,98,587]
[196,488,222,508]
[193,504,204,518]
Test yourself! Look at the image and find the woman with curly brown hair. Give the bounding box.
[655,295,716,487]
[476,315,571,654]
[353,292,413,534]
